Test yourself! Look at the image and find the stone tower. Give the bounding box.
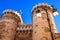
[0,10,23,40]
[32,3,57,40]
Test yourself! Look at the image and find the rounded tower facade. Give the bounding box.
[0,10,22,40]
[32,3,57,40]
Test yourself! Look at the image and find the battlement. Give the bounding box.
[15,24,33,40]
[17,24,33,30]
[0,3,58,40]
[2,9,23,25]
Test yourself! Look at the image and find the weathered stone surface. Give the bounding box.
[15,25,33,40]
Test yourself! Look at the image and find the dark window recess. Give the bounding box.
[36,9,40,13]
[26,30,28,32]
[35,31,37,34]
[30,30,32,32]
[20,30,22,32]
[10,12,12,14]
[23,30,25,33]
[4,12,6,14]
[7,12,9,14]
[35,24,38,27]
[16,30,19,32]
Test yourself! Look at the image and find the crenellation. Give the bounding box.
[0,3,58,40]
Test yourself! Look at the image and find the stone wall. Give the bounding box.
[15,24,33,40]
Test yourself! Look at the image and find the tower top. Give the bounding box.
[2,9,23,24]
[32,3,53,14]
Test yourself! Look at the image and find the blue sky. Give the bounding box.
[0,0,60,32]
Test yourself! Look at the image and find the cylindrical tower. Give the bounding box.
[0,10,23,40]
[32,3,57,40]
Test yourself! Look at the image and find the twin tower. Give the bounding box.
[0,3,58,40]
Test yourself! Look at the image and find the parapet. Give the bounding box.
[2,9,23,25]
